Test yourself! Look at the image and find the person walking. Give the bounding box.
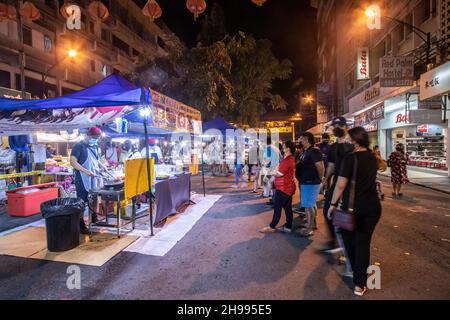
[388,143,409,198]
[297,132,324,237]
[327,127,382,296]
[248,140,261,193]
[232,149,247,188]
[318,133,332,170]
[321,117,353,251]
[259,141,296,233]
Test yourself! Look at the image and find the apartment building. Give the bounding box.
[0,0,181,98]
[313,0,450,176]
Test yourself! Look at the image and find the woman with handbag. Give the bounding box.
[259,141,296,233]
[326,127,381,296]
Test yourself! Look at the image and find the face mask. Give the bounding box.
[88,138,99,145]
[333,127,345,138]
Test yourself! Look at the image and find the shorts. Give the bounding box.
[300,184,321,208]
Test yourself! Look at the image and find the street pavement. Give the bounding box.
[0,174,449,300]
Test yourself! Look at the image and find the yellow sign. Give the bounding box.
[268,127,293,133]
[124,158,154,200]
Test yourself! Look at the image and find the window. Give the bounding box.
[414,0,430,25]
[101,64,108,77]
[91,60,96,73]
[22,26,32,46]
[44,36,52,53]
[404,14,412,38]
[89,21,95,34]
[101,28,110,42]
[386,34,392,54]
[0,70,10,88]
[431,0,437,17]
[112,35,129,55]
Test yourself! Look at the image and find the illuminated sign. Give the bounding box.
[65,5,81,30]
[357,47,370,80]
[419,61,450,100]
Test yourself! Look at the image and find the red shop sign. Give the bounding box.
[395,113,411,124]
[417,124,428,133]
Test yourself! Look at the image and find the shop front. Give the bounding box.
[419,61,450,176]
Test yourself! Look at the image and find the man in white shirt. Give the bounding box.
[140,138,163,164]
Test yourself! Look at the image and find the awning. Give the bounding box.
[0,74,151,134]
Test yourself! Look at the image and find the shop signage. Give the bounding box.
[316,103,329,124]
[357,47,370,80]
[395,113,411,124]
[410,109,443,124]
[354,103,384,127]
[0,87,31,99]
[363,121,378,132]
[151,90,202,134]
[417,124,429,133]
[419,61,450,100]
[269,126,292,133]
[364,86,380,102]
[380,56,415,87]
[418,96,442,109]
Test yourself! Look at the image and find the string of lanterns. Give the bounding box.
[0,0,268,24]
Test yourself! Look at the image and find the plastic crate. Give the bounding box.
[7,183,59,217]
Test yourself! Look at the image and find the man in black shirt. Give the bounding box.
[321,117,354,251]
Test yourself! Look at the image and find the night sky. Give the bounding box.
[135,0,318,113]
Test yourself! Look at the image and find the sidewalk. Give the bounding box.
[379,166,450,194]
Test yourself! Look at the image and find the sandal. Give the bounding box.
[354,286,367,296]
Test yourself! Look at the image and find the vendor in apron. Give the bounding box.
[140,138,163,164]
[70,126,108,234]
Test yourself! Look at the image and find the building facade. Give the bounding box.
[313,0,450,176]
[0,0,181,98]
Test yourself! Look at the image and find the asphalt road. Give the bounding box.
[0,175,449,300]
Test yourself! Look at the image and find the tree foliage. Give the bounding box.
[127,5,292,126]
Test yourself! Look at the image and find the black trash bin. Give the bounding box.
[41,198,85,252]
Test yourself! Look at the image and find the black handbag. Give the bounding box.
[332,155,357,232]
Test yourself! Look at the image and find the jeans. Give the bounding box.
[234,164,245,185]
[341,200,381,288]
[269,189,293,229]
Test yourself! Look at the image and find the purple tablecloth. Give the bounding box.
[154,173,191,224]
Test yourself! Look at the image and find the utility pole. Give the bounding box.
[15,0,26,98]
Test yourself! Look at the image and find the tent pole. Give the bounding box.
[201,142,205,197]
[143,112,154,236]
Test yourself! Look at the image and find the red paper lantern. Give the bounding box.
[251,0,267,6]
[60,2,75,19]
[19,1,40,21]
[142,0,162,21]
[88,1,109,22]
[0,3,16,22]
[186,0,206,20]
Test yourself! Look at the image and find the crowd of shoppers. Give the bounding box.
[249,117,384,296]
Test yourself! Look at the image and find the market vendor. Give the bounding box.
[120,140,141,163]
[70,126,108,234]
[140,138,163,164]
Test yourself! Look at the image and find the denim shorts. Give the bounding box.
[300,184,321,208]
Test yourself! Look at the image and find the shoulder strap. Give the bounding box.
[348,154,358,212]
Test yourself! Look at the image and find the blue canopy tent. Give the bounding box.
[0,74,156,235]
[202,117,236,135]
[0,74,146,110]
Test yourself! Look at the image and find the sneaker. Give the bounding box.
[231,184,239,189]
[278,226,292,233]
[259,226,277,233]
[248,190,258,194]
[354,286,367,296]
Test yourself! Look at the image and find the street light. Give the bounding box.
[365,4,431,66]
[42,49,78,98]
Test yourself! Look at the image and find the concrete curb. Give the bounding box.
[378,173,450,195]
